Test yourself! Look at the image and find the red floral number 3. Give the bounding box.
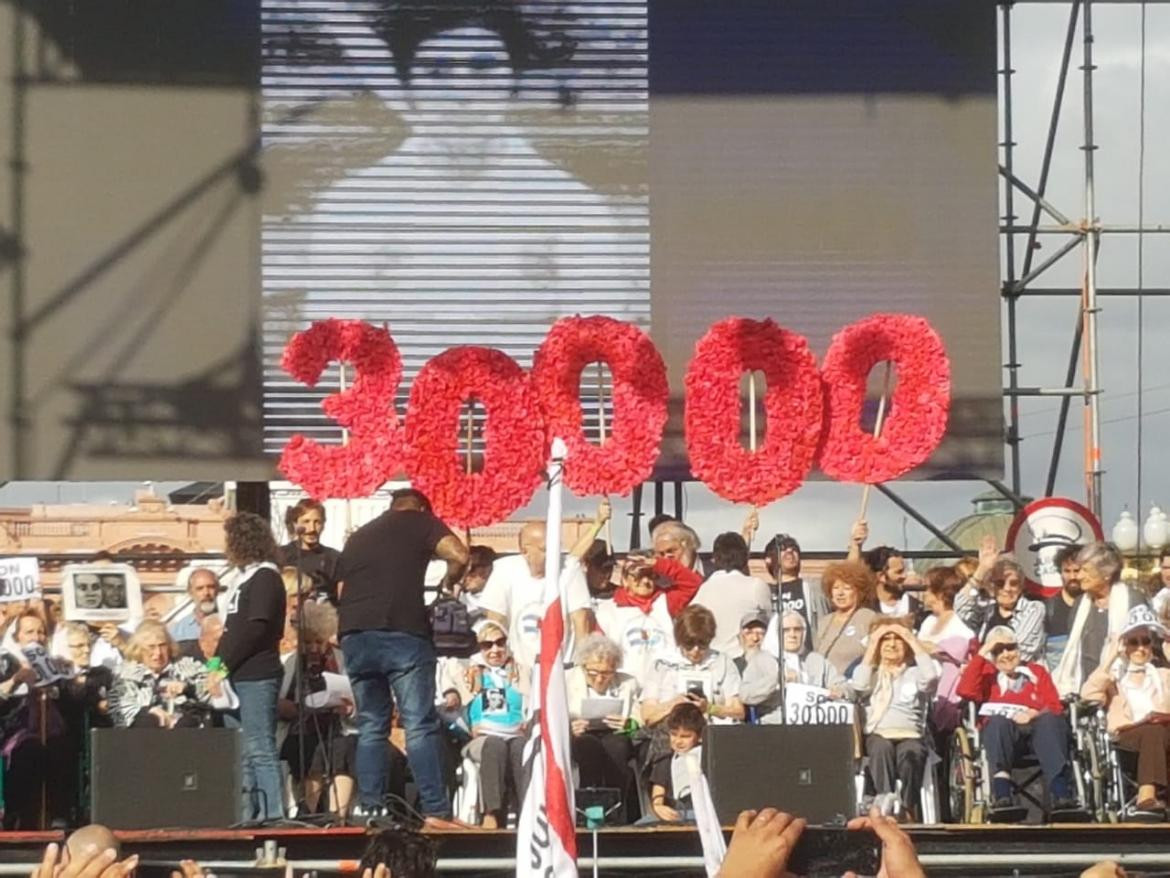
[278,320,404,499]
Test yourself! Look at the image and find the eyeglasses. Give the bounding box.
[1126,635,1154,648]
[584,668,613,679]
[990,642,1019,656]
[781,626,804,633]
[478,637,507,650]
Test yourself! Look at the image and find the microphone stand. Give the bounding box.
[292,529,309,821]
[774,535,787,726]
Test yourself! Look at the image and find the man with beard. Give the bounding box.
[169,568,221,659]
[1044,544,1083,671]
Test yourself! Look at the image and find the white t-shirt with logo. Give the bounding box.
[477,554,589,673]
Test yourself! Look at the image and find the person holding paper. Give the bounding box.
[956,625,1079,818]
[566,633,641,822]
[1081,605,1170,817]
[0,610,84,828]
[462,620,528,828]
[276,601,359,818]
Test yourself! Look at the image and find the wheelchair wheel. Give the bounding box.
[948,726,977,823]
[1075,721,1109,823]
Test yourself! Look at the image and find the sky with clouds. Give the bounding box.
[1,4,1167,557]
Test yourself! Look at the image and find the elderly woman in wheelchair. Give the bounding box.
[956,626,1081,820]
[851,617,938,819]
[1081,605,1170,818]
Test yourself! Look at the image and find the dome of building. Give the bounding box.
[924,490,1029,556]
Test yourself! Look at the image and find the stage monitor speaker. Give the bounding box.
[91,727,242,828]
[702,724,856,825]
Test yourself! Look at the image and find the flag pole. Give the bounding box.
[517,437,578,877]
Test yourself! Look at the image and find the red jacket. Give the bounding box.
[956,653,1064,721]
[612,558,703,616]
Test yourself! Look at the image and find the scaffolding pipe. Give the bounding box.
[1021,1,1080,280]
[1081,0,1103,517]
[1046,314,1085,497]
[1001,0,1021,497]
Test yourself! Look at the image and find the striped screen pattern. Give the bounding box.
[260,1,648,457]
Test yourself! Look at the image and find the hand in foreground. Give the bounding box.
[170,859,210,878]
[844,806,926,878]
[360,865,391,878]
[32,842,139,878]
[717,808,806,878]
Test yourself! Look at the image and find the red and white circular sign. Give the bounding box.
[1005,497,1103,598]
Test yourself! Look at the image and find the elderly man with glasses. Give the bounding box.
[957,625,1080,819]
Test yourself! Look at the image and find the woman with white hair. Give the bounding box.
[567,634,641,822]
[1082,605,1170,816]
[764,610,849,695]
[1054,542,1149,697]
[109,620,212,728]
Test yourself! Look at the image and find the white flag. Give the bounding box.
[516,439,578,877]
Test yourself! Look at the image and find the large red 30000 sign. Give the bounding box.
[279,314,950,526]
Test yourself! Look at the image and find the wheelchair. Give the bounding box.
[1080,702,1166,823]
[946,700,1101,824]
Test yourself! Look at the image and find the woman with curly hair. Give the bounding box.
[209,512,287,822]
[813,561,879,675]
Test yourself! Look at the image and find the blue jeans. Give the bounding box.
[235,677,285,822]
[341,629,450,818]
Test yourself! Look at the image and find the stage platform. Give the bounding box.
[1,823,1170,876]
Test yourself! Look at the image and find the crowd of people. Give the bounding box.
[5,491,1170,833]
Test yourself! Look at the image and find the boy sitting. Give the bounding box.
[649,702,706,822]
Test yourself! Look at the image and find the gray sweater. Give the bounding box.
[851,652,938,736]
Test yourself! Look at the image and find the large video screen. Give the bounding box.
[261,0,1001,482]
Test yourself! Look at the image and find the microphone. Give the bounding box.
[295,523,309,536]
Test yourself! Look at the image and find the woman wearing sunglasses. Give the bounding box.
[956,626,1079,819]
[462,620,527,828]
[1082,605,1170,817]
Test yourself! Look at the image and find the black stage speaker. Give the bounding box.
[702,725,856,825]
[91,727,242,828]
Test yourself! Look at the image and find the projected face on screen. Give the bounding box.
[260,0,649,457]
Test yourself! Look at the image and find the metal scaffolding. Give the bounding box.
[1003,0,1170,522]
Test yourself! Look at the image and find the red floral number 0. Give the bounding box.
[532,316,669,497]
[683,318,824,505]
[403,347,546,529]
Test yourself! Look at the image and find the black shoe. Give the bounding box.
[988,797,1026,823]
[1051,796,1081,812]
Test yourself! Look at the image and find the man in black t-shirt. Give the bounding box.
[337,488,468,822]
[278,498,342,604]
[763,534,827,647]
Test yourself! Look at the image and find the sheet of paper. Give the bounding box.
[304,671,353,709]
[580,696,623,720]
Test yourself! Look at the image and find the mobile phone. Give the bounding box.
[785,826,881,878]
[686,682,706,699]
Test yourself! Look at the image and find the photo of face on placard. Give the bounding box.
[62,563,143,623]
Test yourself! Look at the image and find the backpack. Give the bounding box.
[429,596,477,658]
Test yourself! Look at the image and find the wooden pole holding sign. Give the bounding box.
[596,363,614,551]
[858,362,894,521]
[338,363,354,538]
[746,373,759,543]
[464,403,475,546]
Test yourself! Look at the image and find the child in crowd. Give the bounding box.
[648,701,706,822]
